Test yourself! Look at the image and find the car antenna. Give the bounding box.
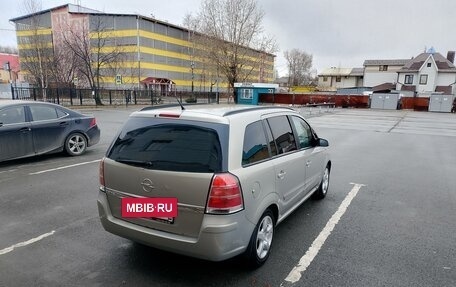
[173,88,185,110]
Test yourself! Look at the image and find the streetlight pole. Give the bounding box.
[191,61,194,94]
[4,61,14,99]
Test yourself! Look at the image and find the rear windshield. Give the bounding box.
[107,117,226,173]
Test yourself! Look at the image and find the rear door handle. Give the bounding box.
[306,160,311,167]
[277,170,286,179]
[59,122,69,127]
[19,127,31,133]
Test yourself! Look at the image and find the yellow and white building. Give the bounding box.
[11,4,275,92]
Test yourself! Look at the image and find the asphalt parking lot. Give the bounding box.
[0,107,455,287]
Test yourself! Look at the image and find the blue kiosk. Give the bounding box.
[234,82,279,105]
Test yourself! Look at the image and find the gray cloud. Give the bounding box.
[1,0,455,75]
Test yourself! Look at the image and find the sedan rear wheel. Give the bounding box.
[243,209,275,268]
[65,133,87,156]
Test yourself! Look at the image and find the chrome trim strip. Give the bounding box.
[105,187,205,214]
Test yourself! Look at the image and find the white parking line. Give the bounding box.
[0,169,18,174]
[29,159,101,175]
[0,230,55,256]
[282,183,365,285]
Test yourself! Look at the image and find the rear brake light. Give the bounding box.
[159,112,180,118]
[89,118,97,127]
[99,158,105,191]
[206,173,243,214]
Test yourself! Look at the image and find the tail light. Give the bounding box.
[89,118,97,128]
[158,112,180,118]
[99,158,105,191]
[206,173,244,214]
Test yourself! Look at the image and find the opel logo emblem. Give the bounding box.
[141,178,155,193]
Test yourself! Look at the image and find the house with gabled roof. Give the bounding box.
[396,50,456,97]
[317,67,364,91]
[363,59,410,88]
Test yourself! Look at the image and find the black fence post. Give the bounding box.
[33,88,37,101]
[10,85,14,99]
[109,90,112,105]
[134,90,137,104]
[56,88,60,105]
[79,90,83,105]
[70,88,74,106]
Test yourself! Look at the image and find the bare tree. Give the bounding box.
[18,0,52,98]
[185,0,277,102]
[61,16,126,105]
[46,41,80,87]
[284,49,313,87]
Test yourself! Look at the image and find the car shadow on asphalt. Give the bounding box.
[122,242,258,286]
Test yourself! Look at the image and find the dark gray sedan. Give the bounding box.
[0,100,100,162]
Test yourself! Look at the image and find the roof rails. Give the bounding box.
[222,106,294,117]
[140,104,295,117]
[140,103,205,111]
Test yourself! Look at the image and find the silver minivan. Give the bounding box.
[97,104,331,268]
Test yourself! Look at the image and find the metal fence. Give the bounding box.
[11,87,222,106]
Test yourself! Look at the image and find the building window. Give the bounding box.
[379,65,388,71]
[419,74,428,85]
[336,76,341,82]
[240,89,253,100]
[404,75,413,84]
[323,76,328,82]
[427,63,431,67]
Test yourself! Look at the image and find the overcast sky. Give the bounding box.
[1,0,455,76]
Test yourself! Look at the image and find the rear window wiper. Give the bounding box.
[114,158,153,168]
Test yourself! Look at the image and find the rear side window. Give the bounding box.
[56,108,68,118]
[30,105,59,121]
[108,121,223,173]
[242,121,269,166]
[267,116,297,154]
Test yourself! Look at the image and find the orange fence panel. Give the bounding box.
[259,93,369,108]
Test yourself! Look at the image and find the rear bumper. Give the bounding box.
[86,126,100,146]
[97,190,255,262]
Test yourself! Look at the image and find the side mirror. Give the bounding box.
[318,138,329,147]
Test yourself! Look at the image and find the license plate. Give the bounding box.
[121,197,178,218]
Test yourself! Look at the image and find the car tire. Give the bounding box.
[243,209,275,268]
[312,165,330,200]
[65,133,87,156]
